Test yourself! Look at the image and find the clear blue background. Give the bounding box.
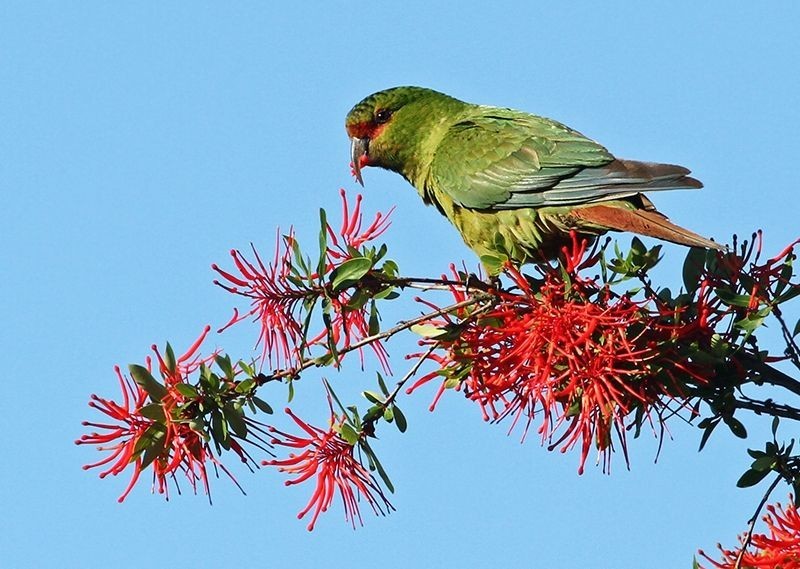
[2,2,798,567]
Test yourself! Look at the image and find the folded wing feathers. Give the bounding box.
[493,159,703,209]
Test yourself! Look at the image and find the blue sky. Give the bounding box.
[2,2,799,568]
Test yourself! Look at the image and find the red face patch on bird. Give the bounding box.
[346,121,388,141]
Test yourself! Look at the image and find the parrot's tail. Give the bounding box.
[575,204,725,251]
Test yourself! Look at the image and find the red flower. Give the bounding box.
[214,190,393,372]
[213,232,310,370]
[76,365,151,502]
[697,231,800,334]
[700,495,800,568]
[264,407,393,530]
[326,189,392,262]
[409,239,712,473]
[78,327,242,501]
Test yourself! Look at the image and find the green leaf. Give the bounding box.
[444,376,460,390]
[776,284,800,304]
[698,418,719,451]
[339,423,360,445]
[287,380,295,403]
[238,360,254,376]
[393,405,407,433]
[373,286,399,300]
[774,261,794,296]
[252,396,273,415]
[235,378,255,394]
[630,236,646,256]
[376,372,389,396]
[480,254,506,276]
[682,247,706,294]
[290,234,311,277]
[751,455,776,472]
[382,407,394,422]
[368,301,380,336]
[715,289,754,308]
[723,416,747,439]
[137,423,167,469]
[324,379,349,416]
[211,409,229,448]
[375,243,388,263]
[330,257,374,292]
[164,343,176,373]
[734,306,771,333]
[345,288,370,311]
[363,405,384,423]
[410,323,445,338]
[138,403,166,422]
[174,383,199,398]
[772,416,780,437]
[736,468,770,488]
[318,208,329,277]
[362,390,384,405]
[362,441,394,493]
[224,404,248,438]
[129,364,167,402]
[381,260,399,278]
[215,355,235,381]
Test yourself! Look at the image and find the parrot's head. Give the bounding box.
[345,86,465,186]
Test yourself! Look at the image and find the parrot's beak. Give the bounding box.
[350,137,369,186]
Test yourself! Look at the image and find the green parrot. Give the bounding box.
[345,86,722,271]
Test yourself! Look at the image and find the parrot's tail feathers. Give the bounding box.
[557,159,703,191]
[575,204,725,251]
[531,160,702,207]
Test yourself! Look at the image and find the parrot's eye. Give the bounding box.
[374,108,392,124]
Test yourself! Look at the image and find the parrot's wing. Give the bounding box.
[428,110,700,210]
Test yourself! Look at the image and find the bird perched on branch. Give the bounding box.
[345,86,722,272]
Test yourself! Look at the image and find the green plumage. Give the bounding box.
[346,86,720,271]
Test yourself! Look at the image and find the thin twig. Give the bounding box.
[383,275,495,293]
[386,343,439,408]
[734,474,783,569]
[391,282,460,292]
[732,397,800,421]
[773,306,800,371]
[275,293,491,380]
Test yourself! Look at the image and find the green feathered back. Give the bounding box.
[427,108,613,209]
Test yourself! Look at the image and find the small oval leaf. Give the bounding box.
[330,257,374,292]
[736,468,770,488]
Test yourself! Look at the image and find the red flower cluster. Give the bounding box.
[694,231,800,333]
[264,406,393,530]
[213,232,308,370]
[77,327,240,501]
[213,190,392,371]
[700,496,800,568]
[409,238,713,473]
